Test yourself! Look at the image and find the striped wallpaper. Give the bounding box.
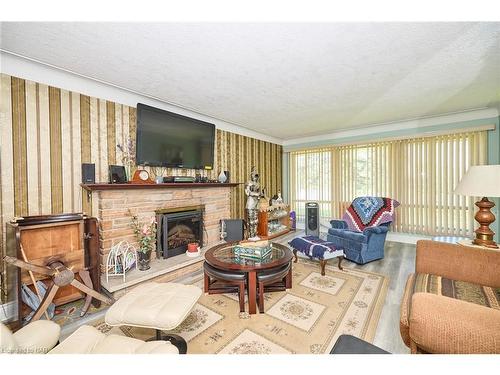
[0,73,282,302]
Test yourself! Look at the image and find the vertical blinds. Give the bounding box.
[290,130,488,236]
[290,148,333,226]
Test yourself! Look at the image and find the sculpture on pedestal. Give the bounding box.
[245,166,262,239]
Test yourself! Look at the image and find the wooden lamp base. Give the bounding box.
[473,197,498,249]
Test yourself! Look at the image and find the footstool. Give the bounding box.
[288,235,344,276]
[105,282,202,354]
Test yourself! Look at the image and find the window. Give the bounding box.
[290,149,332,227]
[289,130,488,236]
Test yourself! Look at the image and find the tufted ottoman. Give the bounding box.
[105,282,202,354]
[289,236,345,276]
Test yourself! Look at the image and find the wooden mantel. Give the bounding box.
[81,182,241,191]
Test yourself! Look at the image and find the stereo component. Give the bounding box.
[163,176,196,183]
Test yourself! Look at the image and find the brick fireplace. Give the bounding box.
[81,183,236,295]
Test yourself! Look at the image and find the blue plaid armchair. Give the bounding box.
[326,197,399,264]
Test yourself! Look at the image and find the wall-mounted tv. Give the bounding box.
[136,103,215,169]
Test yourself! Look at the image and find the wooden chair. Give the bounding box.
[256,262,291,313]
[203,261,247,312]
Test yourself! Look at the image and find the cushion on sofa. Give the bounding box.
[411,273,500,310]
[401,272,500,353]
[409,293,500,354]
[403,273,500,332]
[327,228,367,243]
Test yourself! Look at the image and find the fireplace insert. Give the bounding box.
[156,208,203,259]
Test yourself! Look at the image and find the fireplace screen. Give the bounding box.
[157,209,203,259]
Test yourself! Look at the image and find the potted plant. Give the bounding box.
[129,210,157,271]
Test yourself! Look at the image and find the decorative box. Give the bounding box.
[233,240,272,260]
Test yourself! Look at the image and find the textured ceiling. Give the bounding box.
[1,22,499,140]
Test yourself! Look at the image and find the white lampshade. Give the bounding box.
[454,165,500,197]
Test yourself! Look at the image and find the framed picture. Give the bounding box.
[109,165,127,184]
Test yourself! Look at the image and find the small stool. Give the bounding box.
[105,282,202,354]
[289,236,344,276]
[203,261,247,312]
[256,262,291,313]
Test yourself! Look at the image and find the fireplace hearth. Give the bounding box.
[156,206,203,259]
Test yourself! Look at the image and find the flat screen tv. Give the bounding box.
[136,103,215,169]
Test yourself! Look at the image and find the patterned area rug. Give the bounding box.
[92,258,388,354]
[51,298,107,327]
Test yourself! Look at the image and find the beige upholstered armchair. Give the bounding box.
[1,320,178,354]
[2,281,200,354]
[1,320,60,354]
[400,240,500,354]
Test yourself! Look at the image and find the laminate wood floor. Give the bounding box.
[276,230,415,354]
[61,230,415,353]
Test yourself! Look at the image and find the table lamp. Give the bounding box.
[453,164,500,248]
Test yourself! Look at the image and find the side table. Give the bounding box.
[432,236,499,250]
[431,236,468,244]
[457,238,499,250]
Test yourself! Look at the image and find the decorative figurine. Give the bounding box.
[245,166,262,240]
[270,190,284,206]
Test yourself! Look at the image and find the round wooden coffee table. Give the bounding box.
[204,242,293,314]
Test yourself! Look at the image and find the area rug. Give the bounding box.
[50,298,107,327]
[92,258,388,354]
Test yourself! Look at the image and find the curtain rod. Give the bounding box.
[286,124,496,153]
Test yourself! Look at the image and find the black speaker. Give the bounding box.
[305,202,320,237]
[220,219,244,242]
[82,163,95,184]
